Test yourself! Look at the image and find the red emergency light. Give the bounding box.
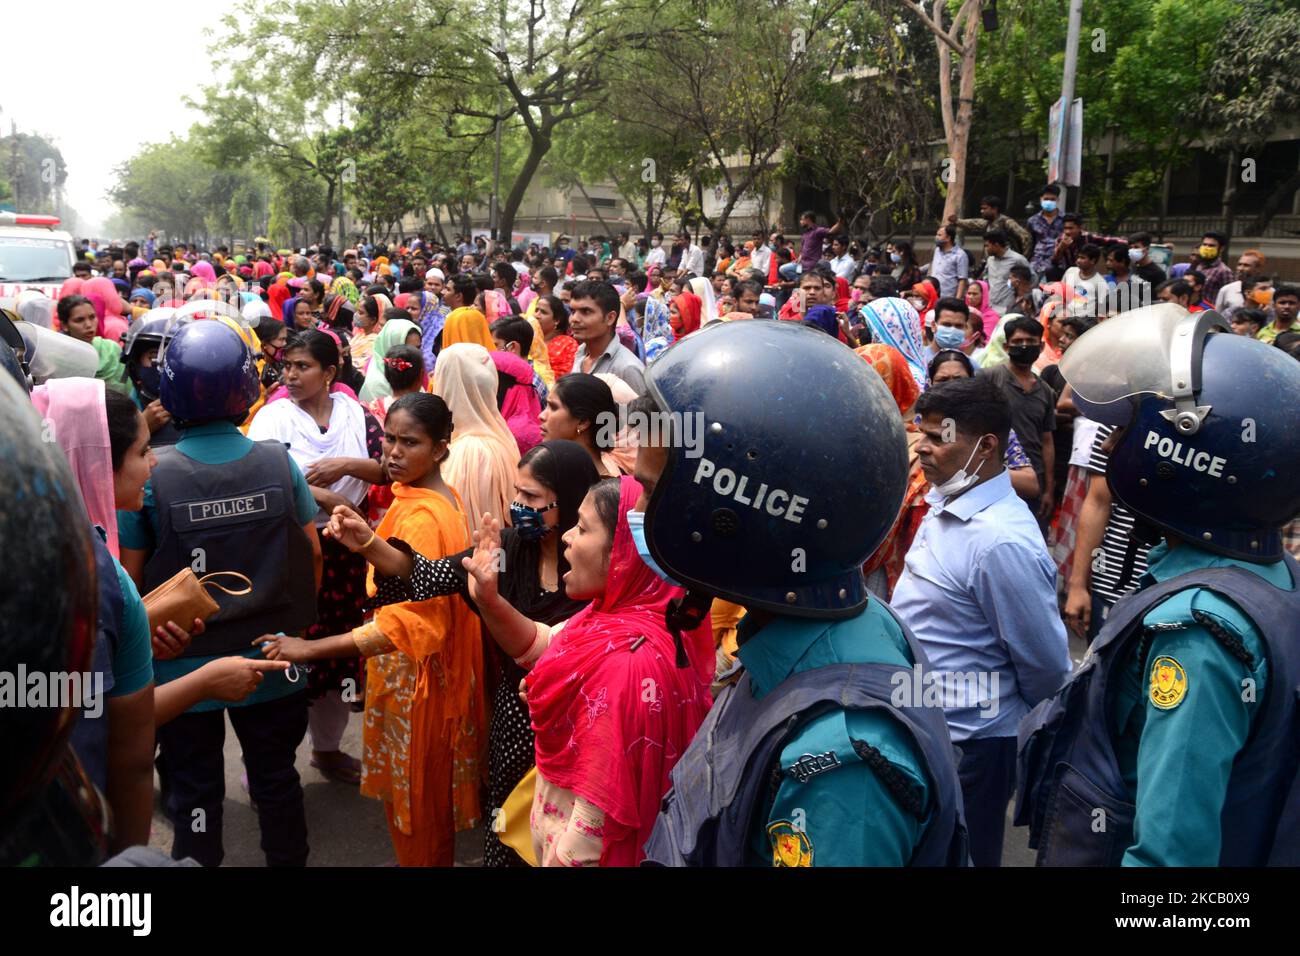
[0,212,62,228]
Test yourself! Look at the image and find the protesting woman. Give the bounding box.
[461,476,713,866]
[57,295,129,393]
[431,342,520,536]
[324,439,601,866]
[261,394,484,866]
[358,315,421,403]
[248,330,384,784]
[534,294,577,379]
[539,373,622,477]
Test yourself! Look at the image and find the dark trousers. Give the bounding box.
[956,735,1017,867]
[156,689,309,867]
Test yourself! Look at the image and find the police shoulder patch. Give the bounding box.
[767,820,813,868]
[1149,655,1188,710]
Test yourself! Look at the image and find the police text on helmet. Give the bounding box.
[1143,430,1226,478]
[692,458,809,523]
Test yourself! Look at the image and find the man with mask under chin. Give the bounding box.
[891,375,1072,867]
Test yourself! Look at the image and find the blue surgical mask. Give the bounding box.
[1041,199,1058,213]
[1128,248,1144,263]
[625,510,680,586]
[509,500,556,541]
[934,325,966,349]
[890,252,901,264]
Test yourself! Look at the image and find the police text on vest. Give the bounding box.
[188,493,269,523]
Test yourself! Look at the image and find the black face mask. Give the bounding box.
[130,363,162,404]
[1007,343,1043,366]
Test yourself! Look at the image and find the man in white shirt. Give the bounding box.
[678,231,705,277]
[1063,244,1111,320]
[1213,249,1266,313]
[643,232,667,271]
[828,235,857,281]
[617,231,638,261]
[750,230,772,275]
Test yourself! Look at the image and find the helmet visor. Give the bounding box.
[1059,304,1189,422]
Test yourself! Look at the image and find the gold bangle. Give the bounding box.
[362,530,377,549]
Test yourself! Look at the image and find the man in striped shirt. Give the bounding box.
[1062,423,1153,640]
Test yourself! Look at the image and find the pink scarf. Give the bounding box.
[31,377,119,558]
[490,350,542,455]
[526,476,713,865]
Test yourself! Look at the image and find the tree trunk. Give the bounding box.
[498,128,554,242]
[943,5,979,220]
[317,179,336,245]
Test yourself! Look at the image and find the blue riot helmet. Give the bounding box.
[643,321,909,618]
[121,314,176,404]
[1060,303,1300,561]
[159,319,261,425]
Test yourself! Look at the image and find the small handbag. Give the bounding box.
[497,765,538,866]
[141,569,253,636]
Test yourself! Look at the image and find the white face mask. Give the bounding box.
[929,439,990,500]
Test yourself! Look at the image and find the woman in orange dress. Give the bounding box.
[259,392,484,865]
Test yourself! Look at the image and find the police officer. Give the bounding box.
[120,313,181,447]
[1017,304,1300,865]
[640,321,968,867]
[117,319,321,867]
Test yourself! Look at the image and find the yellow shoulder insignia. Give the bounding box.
[1149,655,1188,710]
[768,820,814,867]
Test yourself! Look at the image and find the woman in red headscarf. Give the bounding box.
[462,476,713,866]
[856,343,928,599]
[669,290,702,339]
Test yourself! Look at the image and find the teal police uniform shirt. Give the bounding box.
[1108,541,1290,866]
[108,555,155,698]
[737,598,933,867]
[117,421,319,713]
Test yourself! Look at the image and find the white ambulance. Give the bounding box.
[0,213,77,302]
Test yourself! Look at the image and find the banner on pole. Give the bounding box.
[1047,97,1083,187]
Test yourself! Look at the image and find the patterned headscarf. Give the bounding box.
[861,297,927,386]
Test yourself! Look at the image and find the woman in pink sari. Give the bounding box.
[491,350,543,455]
[462,475,714,866]
[82,276,129,343]
[964,278,1001,339]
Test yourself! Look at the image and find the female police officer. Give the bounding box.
[639,321,968,867]
[118,319,321,867]
[1016,304,1300,866]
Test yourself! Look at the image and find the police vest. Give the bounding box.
[69,528,121,793]
[643,609,969,867]
[1015,557,1300,866]
[143,441,317,658]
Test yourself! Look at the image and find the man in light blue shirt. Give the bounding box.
[927,223,970,299]
[892,375,1071,866]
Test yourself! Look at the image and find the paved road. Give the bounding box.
[149,622,1089,867]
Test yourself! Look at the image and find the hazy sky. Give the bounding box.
[4,4,216,234]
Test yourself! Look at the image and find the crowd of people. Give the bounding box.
[1,183,1298,869]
